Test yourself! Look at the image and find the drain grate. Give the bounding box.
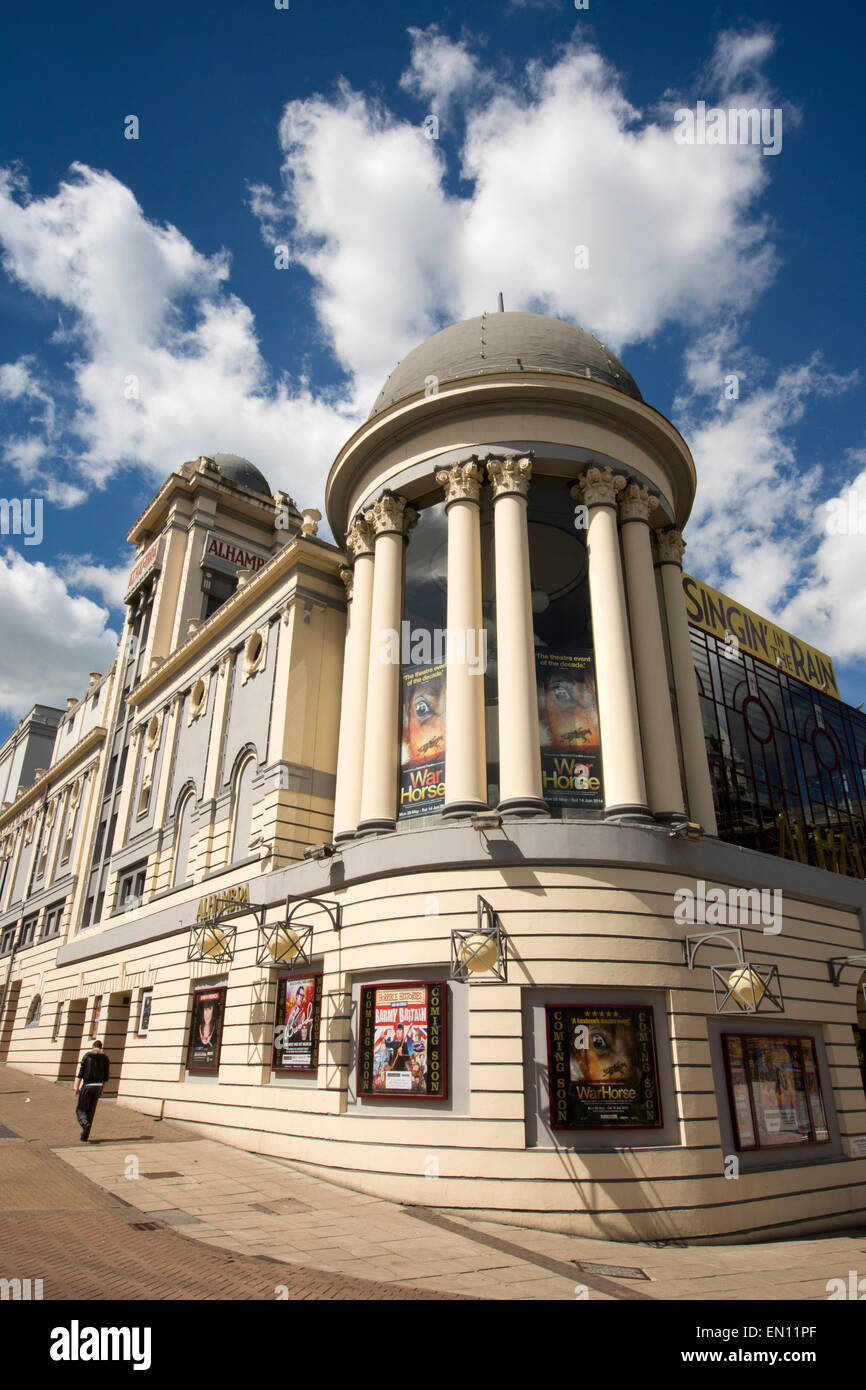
[575,1260,650,1281]
[142,1171,183,1179]
[129,1221,163,1232]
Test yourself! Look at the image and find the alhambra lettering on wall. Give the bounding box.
[206,537,266,571]
[196,882,251,921]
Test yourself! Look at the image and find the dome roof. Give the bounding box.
[370,311,642,415]
[212,453,272,498]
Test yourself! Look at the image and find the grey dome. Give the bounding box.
[370,311,642,415]
[212,453,272,498]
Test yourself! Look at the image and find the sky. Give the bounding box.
[0,0,864,744]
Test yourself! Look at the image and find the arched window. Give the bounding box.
[172,788,195,887]
[230,755,257,863]
[26,995,42,1026]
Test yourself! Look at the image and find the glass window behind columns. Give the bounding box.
[525,483,601,818]
[399,501,449,819]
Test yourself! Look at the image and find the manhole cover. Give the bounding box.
[575,1261,650,1281]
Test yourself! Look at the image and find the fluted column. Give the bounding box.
[333,517,375,841]
[359,495,417,833]
[572,466,649,820]
[436,459,487,815]
[655,529,718,834]
[618,484,686,820]
[487,455,546,814]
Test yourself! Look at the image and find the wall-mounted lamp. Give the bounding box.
[303,841,338,861]
[827,954,866,987]
[451,896,508,982]
[683,927,784,1013]
[257,895,342,969]
[187,920,238,965]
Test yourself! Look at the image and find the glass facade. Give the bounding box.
[692,627,866,872]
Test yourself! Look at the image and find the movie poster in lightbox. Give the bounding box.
[536,650,604,807]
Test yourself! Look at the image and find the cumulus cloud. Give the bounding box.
[58,554,132,610]
[0,549,120,720]
[0,164,362,506]
[400,25,485,118]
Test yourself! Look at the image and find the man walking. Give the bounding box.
[75,1039,109,1141]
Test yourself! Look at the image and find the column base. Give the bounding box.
[497,796,550,817]
[443,800,489,819]
[333,829,358,845]
[603,803,654,824]
[652,810,687,824]
[355,818,396,836]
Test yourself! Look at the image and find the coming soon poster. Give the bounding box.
[272,974,322,1073]
[358,982,446,1098]
[399,665,446,817]
[546,1005,662,1129]
[536,651,603,808]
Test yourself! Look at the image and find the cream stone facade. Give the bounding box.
[1,314,865,1243]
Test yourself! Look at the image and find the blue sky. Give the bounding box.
[1,0,864,743]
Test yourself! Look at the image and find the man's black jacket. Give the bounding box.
[77,1050,110,1085]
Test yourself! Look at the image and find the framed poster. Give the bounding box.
[722,1033,756,1150]
[90,995,102,1038]
[272,973,322,1073]
[358,981,447,1098]
[399,664,446,818]
[187,986,226,1073]
[536,650,604,809]
[722,1034,831,1151]
[137,988,153,1038]
[546,1004,662,1130]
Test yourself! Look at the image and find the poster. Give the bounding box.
[536,651,604,808]
[799,1038,830,1144]
[744,1036,811,1147]
[546,1005,662,1130]
[90,995,102,1038]
[137,989,153,1037]
[187,986,226,1073]
[272,973,322,1073]
[722,1034,756,1149]
[399,664,445,818]
[358,981,446,1098]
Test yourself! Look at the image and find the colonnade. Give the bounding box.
[332,455,717,840]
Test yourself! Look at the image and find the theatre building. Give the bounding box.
[1,312,865,1244]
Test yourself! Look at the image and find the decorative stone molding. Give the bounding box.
[301,508,321,537]
[23,816,35,844]
[367,492,417,537]
[572,465,627,509]
[339,566,354,601]
[241,626,268,684]
[486,454,533,499]
[618,482,655,524]
[69,778,83,809]
[436,458,483,506]
[346,515,375,559]
[45,798,57,828]
[188,673,210,723]
[655,527,687,566]
[144,712,162,753]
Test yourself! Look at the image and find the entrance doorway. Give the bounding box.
[57,999,87,1084]
[0,980,22,1063]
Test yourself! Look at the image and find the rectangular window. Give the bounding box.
[41,903,64,939]
[1,926,16,956]
[116,862,147,912]
[722,1033,831,1151]
[137,988,153,1037]
[18,915,38,948]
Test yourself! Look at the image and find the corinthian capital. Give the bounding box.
[487,454,532,499]
[435,458,483,506]
[654,527,686,566]
[618,482,655,524]
[346,515,375,559]
[339,566,354,601]
[572,466,627,509]
[367,492,417,537]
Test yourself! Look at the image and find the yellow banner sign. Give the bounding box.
[196,882,251,921]
[682,574,840,698]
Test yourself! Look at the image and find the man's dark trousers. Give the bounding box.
[76,1083,103,1134]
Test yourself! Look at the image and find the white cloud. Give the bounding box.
[0,549,120,720]
[400,26,485,118]
[59,554,132,610]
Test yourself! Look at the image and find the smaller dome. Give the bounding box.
[212,453,272,498]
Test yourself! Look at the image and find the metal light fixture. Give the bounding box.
[188,919,239,965]
[827,953,866,996]
[451,896,508,982]
[669,820,703,841]
[683,928,785,1013]
[256,895,342,968]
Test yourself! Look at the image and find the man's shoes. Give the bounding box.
[80,1126,90,1142]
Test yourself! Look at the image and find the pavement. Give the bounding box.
[2,1065,865,1302]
